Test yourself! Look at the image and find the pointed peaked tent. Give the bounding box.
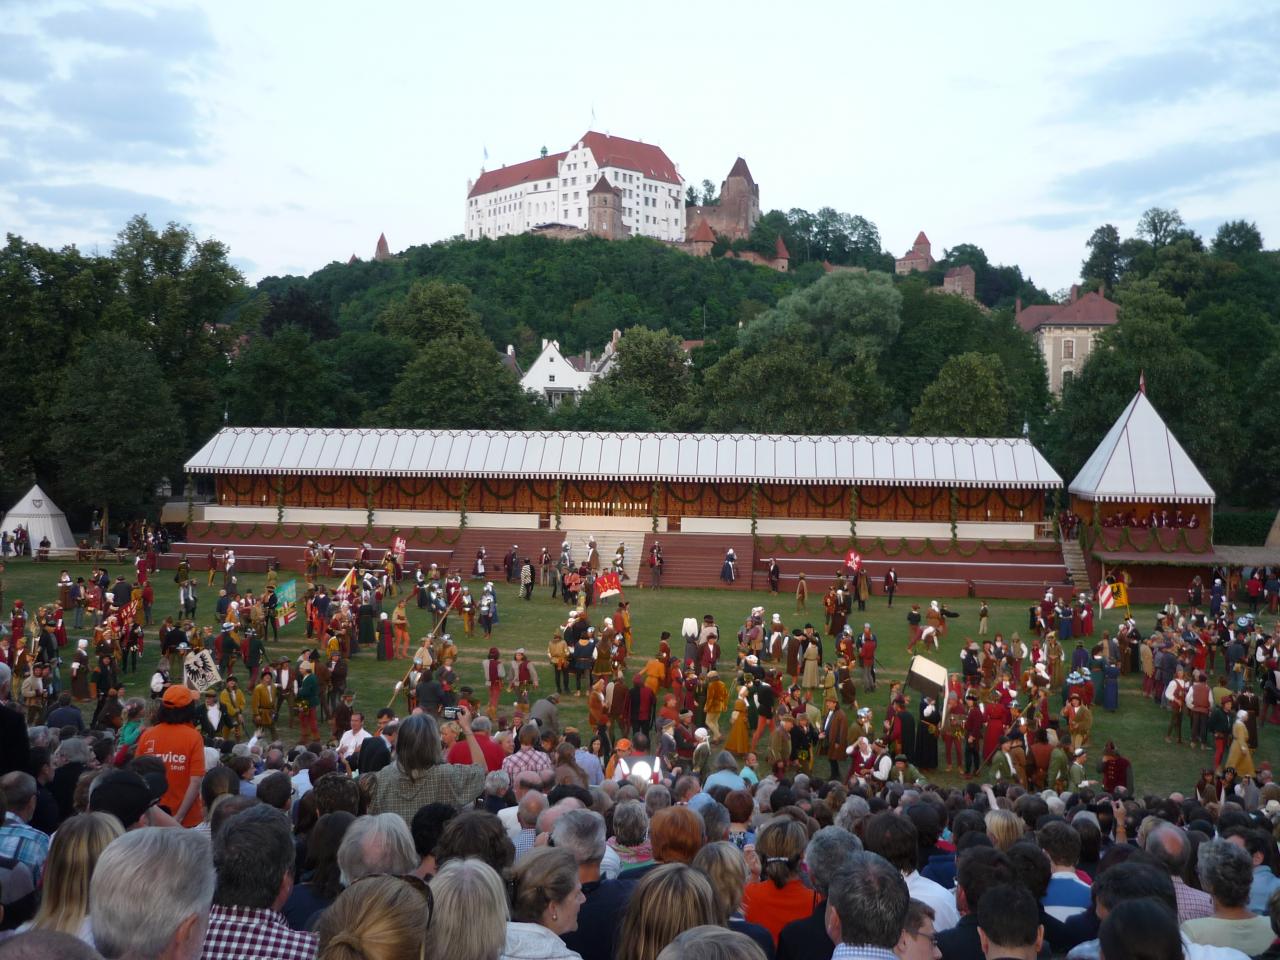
[2,484,76,550]
[1068,391,1215,505]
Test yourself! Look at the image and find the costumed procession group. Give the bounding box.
[3,532,1277,802]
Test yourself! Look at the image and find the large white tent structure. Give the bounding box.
[1,484,76,551]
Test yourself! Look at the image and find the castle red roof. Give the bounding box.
[374,233,390,260]
[1016,290,1118,333]
[580,131,681,185]
[689,218,716,243]
[774,235,790,260]
[726,157,754,184]
[915,231,929,245]
[468,151,567,198]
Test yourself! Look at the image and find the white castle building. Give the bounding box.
[465,132,685,243]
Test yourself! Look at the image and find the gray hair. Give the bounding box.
[613,800,649,847]
[701,803,730,843]
[1196,839,1254,908]
[337,812,418,885]
[0,662,10,695]
[470,715,492,733]
[212,805,295,908]
[657,925,768,960]
[426,858,509,960]
[714,751,737,772]
[827,852,910,948]
[0,771,36,811]
[395,713,443,775]
[26,725,52,749]
[54,737,92,765]
[806,826,864,895]
[755,781,776,814]
[484,769,510,796]
[551,808,607,865]
[835,795,871,834]
[1145,824,1191,874]
[91,828,215,959]
[517,791,547,829]
[645,784,672,817]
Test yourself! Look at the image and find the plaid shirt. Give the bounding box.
[368,762,486,824]
[832,946,898,960]
[513,827,538,858]
[501,747,553,780]
[1173,875,1214,922]
[201,904,317,960]
[0,813,49,887]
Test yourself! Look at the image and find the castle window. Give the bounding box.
[1062,338,1075,360]
[1062,368,1074,385]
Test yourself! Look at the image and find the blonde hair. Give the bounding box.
[426,858,508,960]
[690,841,748,924]
[316,875,429,960]
[984,808,1024,851]
[31,812,123,936]
[616,863,718,960]
[509,847,580,924]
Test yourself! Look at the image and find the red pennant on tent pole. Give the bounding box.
[1138,370,1146,395]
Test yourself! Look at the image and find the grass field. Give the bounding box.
[1,555,1271,796]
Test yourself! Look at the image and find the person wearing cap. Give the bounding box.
[1067,747,1090,791]
[135,684,206,827]
[819,693,849,781]
[219,676,246,741]
[89,768,167,830]
[1062,693,1092,751]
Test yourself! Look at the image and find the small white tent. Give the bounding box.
[2,485,76,551]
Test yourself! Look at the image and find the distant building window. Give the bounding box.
[1063,338,1075,360]
[549,374,556,382]
[1062,368,1074,385]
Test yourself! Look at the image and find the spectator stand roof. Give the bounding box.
[1068,391,1215,504]
[186,428,1062,489]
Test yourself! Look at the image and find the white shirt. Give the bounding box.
[499,804,521,839]
[337,727,372,759]
[905,871,959,932]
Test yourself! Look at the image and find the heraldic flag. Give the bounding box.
[336,566,359,603]
[595,571,623,601]
[1098,579,1127,609]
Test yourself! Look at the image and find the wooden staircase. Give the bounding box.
[1060,538,1091,592]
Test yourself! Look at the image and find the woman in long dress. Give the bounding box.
[1102,659,1120,712]
[801,641,821,691]
[725,685,751,754]
[720,549,737,584]
[1226,709,1255,775]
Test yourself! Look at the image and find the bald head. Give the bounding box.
[1145,824,1190,874]
[517,791,547,829]
[536,798,584,836]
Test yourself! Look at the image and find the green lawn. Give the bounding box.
[1,555,1269,796]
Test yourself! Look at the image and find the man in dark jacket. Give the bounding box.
[777,826,862,960]
[936,847,1013,960]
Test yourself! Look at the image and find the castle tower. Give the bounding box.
[689,218,716,257]
[772,234,790,272]
[374,233,391,261]
[587,175,626,240]
[718,157,760,239]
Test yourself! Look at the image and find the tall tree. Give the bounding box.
[47,334,184,518]
[262,286,339,340]
[909,353,1009,437]
[224,326,340,426]
[374,278,481,343]
[1135,207,1186,250]
[1081,224,1123,290]
[602,326,691,421]
[1211,220,1264,260]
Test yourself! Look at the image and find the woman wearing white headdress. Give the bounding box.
[1227,708,1255,775]
[720,548,737,584]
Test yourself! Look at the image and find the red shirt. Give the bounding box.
[136,721,206,827]
[446,733,505,772]
[742,877,818,945]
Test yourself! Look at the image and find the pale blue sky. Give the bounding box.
[1,1,1277,291]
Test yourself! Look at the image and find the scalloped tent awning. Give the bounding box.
[1068,392,1215,504]
[185,428,1063,489]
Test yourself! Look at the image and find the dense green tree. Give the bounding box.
[602,326,692,421]
[739,270,902,366]
[1211,220,1264,260]
[1135,207,1187,250]
[699,345,866,434]
[700,180,718,205]
[47,334,184,518]
[909,353,1009,437]
[374,278,481,343]
[262,286,339,340]
[556,379,662,432]
[1081,224,1123,290]
[935,243,1049,310]
[377,336,543,429]
[1235,355,1280,506]
[224,326,339,426]
[747,207,890,269]
[326,330,408,424]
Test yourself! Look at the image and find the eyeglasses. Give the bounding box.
[350,873,434,928]
[906,929,940,948]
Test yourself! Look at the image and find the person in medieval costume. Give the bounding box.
[767,558,781,595]
[720,549,737,584]
[586,537,599,573]
[509,648,537,705]
[70,638,91,701]
[613,542,627,581]
[472,548,486,579]
[504,545,518,583]
[916,696,940,770]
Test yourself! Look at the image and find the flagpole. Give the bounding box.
[385,603,457,709]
